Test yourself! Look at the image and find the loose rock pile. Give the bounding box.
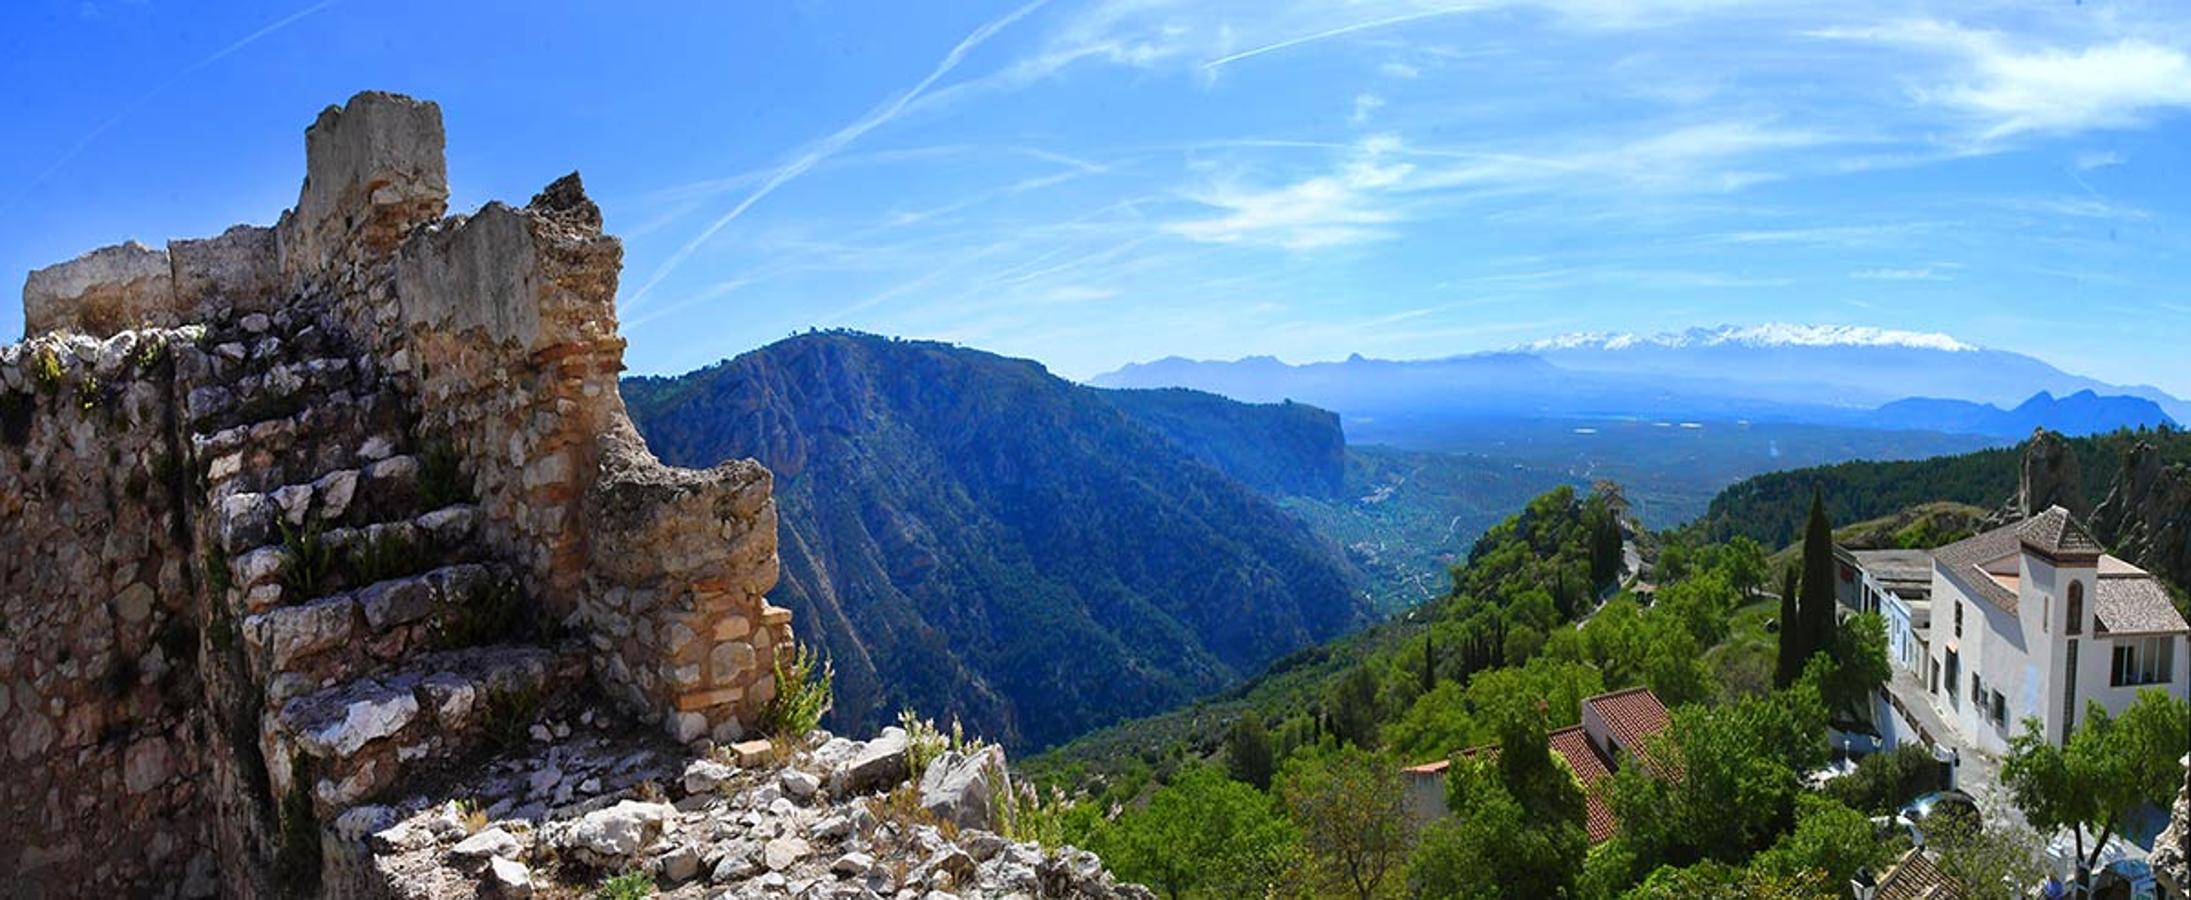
[364,723,1153,899]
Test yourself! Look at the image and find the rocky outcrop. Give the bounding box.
[2155,762,2189,898]
[365,723,1152,899]
[2013,427,2087,521]
[2091,439,2191,590]
[2,92,789,897]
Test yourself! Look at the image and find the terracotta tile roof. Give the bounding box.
[1876,848,1959,900]
[2017,505,2104,559]
[1546,725,1620,843]
[2096,575,2191,634]
[1932,520,2024,616]
[1408,725,1622,842]
[1585,687,1673,773]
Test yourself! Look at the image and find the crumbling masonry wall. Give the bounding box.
[388,175,791,745]
[0,90,789,895]
[0,330,219,894]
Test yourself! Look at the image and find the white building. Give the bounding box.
[1919,506,2190,753]
[1837,547,1934,675]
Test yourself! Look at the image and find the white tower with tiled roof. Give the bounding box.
[1924,506,2187,753]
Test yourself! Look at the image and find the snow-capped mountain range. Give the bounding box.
[1091,323,2186,437]
[1520,323,1979,354]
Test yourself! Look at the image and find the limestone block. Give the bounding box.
[282,91,448,278]
[394,204,545,348]
[23,241,178,338]
[169,225,279,312]
[244,596,358,671]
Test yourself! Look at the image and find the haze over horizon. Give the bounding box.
[6,1,2191,391]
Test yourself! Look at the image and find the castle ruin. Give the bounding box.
[1,91,791,896]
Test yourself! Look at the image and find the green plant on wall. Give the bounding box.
[345,528,419,586]
[481,684,543,752]
[418,435,473,509]
[30,346,63,394]
[761,643,834,739]
[277,519,334,598]
[430,574,527,650]
[597,870,655,899]
[74,374,101,412]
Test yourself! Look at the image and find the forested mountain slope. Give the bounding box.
[625,332,1371,750]
[1691,426,2191,548]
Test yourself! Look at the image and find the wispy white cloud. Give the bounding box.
[1167,135,1414,249]
[622,0,1050,312]
[1408,120,1844,195]
[1379,60,1422,79]
[1849,266,1951,281]
[1813,19,2191,141]
[2074,149,2125,171]
[1349,93,1386,125]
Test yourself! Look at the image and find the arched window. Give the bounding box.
[2066,581,2084,636]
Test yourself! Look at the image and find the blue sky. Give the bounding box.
[5,1,2191,392]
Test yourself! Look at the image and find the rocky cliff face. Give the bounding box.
[626,332,1370,750]
[2016,427,2088,520]
[0,92,790,897]
[2092,439,2191,592]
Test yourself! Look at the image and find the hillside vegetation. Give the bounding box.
[1693,426,2191,548]
[1027,481,1918,898]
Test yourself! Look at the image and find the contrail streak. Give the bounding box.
[2,0,341,216]
[623,0,1051,312]
[1204,5,1479,70]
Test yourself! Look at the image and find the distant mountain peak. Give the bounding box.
[1522,323,1980,353]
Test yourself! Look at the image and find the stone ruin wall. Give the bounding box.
[0,90,790,895]
[0,329,220,894]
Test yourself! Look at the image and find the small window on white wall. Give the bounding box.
[2066,582,2084,636]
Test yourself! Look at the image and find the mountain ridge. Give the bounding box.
[626,331,1373,751]
[1089,324,2190,426]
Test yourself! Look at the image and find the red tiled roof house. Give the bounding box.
[1402,687,1672,842]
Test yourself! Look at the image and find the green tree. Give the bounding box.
[1718,536,1768,601]
[1796,490,1837,676]
[1409,705,1589,899]
[1637,616,1716,707]
[1750,793,1898,890]
[1606,679,1828,873]
[1328,666,1383,750]
[1818,612,1891,718]
[1421,630,1438,695]
[1280,746,1413,900]
[1821,743,1945,815]
[1924,811,2048,899]
[1095,765,1298,899]
[1386,681,1476,764]
[1226,710,1276,792]
[2001,690,2191,881]
[1774,565,1802,689]
[1621,861,1831,899]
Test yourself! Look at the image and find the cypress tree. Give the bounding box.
[1420,631,1437,695]
[1798,489,1838,673]
[1776,564,1802,688]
